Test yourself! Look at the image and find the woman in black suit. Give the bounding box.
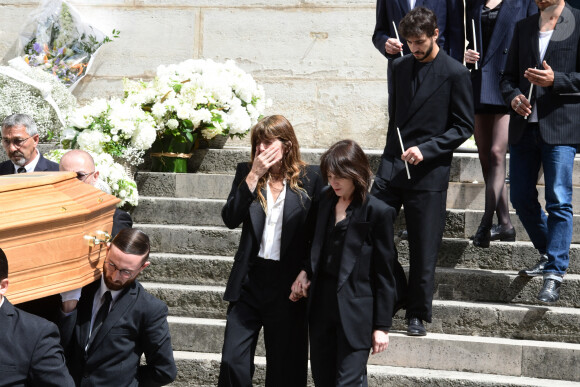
[465,0,537,247]
[218,115,322,387]
[291,140,402,387]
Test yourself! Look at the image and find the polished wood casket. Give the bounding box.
[0,172,120,304]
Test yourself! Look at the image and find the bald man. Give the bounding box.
[60,150,132,238]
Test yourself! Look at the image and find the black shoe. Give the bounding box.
[472,225,491,248]
[518,255,549,277]
[407,317,427,336]
[537,279,561,303]
[490,224,516,242]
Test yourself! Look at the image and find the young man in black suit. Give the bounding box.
[0,113,59,174]
[500,0,580,303]
[0,247,74,387]
[58,229,177,386]
[371,7,474,336]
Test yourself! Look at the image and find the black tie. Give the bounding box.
[88,291,112,345]
[17,167,26,173]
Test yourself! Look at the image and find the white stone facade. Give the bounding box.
[0,0,389,149]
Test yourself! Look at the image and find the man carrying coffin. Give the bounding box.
[0,113,59,174]
[0,247,75,387]
[58,228,177,386]
[371,7,474,336]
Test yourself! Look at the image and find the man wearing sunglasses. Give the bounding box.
[58,228,177,387]
[0,113,59,174]
[60,149,132,238]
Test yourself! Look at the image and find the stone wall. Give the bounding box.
[0,0,388,149]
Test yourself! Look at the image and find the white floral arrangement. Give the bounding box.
[123,58,271,142]
[0,57,77,141]
[63,97,157,167]
[46,149,138,208]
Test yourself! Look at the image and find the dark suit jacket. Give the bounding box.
[0,298,74,387]
[58,280,177,387]
[307,189,405,350]
[112,208,133,238]
[222,163,323,302]
[373,0,462,61]
[500,4,580,145]
[467,0,537,106]
[0,152,59,174]
[376,50,474,191]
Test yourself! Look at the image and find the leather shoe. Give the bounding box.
[537,279,561,303]
[490,224,516,242]
[472,225,491,248]
[518,255,548,277]
[407,317,427,336]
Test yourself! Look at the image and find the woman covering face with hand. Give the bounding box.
[218,115,323,387]
[291,139,405,387]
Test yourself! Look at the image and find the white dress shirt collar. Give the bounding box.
[258,179,287,261]
[12,149,40,173]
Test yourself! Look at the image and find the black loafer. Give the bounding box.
[490,224,516,242]
[518,255,549,277]
[537,279,561,303]
[473,225,491,248]
[407,317,427,336]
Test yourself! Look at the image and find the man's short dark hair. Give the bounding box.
[0,247,8,281]
[111,228,150,264]
[399,6,438,40]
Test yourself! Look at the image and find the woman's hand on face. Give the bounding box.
[371,330,389,354]
[246,143,283,191]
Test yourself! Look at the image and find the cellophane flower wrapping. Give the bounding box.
[18,0,118,90]
[0,57,77,141]
[45,149,138,208]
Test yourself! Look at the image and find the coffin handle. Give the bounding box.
[84,231,112,247]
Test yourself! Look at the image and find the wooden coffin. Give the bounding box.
[0,172,120,304]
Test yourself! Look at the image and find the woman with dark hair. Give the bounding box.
[465,0,537,247]
[218,115,323,387]
[291,139,403,386]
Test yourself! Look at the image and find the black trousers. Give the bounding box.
[309,273,369,387]
[218,258,308,387]
[371,181,447,322]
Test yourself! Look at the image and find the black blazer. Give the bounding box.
[500,4,580,145]
[222,163,323,302]
[373,0,462,61]
[376,50,474,191]
[0,152,59,174]
[112,208,133,238]
[58,280,177,387]
[467,0,537,106]
[307,188,405,350]
[0,298,74,387]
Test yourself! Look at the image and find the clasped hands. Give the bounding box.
[289,270,390,354]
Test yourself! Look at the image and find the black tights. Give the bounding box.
[474,113,513,229]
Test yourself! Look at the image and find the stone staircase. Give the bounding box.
[132,148,580,386]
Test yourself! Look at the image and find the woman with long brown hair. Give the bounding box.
[291,139,404,386]
[218,115,323,387]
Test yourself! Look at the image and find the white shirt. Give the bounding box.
[88,276,122,339]
[530,29,554,123]
[0,296,4,309]
[257,179,287,261]
[12,149,40,173]
[410,0,416,9]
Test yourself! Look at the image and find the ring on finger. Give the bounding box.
[410,157,415,162]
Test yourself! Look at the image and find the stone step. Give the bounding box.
[172,351,580,386]
[132,197,580,243]
[168,325,580,383]
[134,172,580,217]
[175,147,580,186]
[137,226,580,275]
[142,274,580,332]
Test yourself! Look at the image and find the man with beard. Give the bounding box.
[0,114,59,174]
[58,228,177,386]
[500,0,580,303]
[371,7,474,336]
